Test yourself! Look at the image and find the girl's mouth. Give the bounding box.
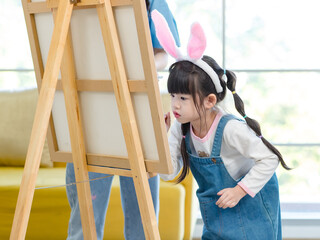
[173,111,181,118]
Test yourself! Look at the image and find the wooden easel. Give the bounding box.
[10,0,171,239]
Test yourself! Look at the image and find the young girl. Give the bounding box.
[152,10,290,240]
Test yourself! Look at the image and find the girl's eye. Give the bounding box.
[170,93,175,98]
[180,96,187,100]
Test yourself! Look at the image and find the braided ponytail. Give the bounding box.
[225,70,291,170]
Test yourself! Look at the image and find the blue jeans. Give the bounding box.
[66,163,159,240]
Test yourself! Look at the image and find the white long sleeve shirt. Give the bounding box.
[161,111,279,197]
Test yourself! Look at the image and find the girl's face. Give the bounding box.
[170,93,200,124]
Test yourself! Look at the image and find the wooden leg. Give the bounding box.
[10,1,74,239]
[60,29,97,240]
[96,1,160,239]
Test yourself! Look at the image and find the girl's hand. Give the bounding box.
[154,48,168,70]
[164,112,171,132]
[216,185,247,209]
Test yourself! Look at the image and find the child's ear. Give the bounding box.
[204,94,217,109]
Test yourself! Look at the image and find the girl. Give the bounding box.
[152,10,290,240]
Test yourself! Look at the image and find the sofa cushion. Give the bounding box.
[0,167,69,239]
[0,89,52,167]
[0,168,187,240]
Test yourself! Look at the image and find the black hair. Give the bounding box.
[145,0,150,10]
[168,55,291,183]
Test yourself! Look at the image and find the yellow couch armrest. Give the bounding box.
[166,172,198,240]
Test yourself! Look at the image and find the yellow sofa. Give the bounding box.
[0,89,198,240]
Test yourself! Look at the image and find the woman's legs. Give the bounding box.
[66,163,114,240]
[119,175,160,240]
[66,163,160,240]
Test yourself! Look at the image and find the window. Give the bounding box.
[0,0,34,90]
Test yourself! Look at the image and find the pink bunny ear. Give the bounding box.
[187,23,206,60]
[151,10,179,59]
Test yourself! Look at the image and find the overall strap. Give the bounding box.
[185,114,242,156]
[211,114,242,156]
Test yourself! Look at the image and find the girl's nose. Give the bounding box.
[171,99,180,109]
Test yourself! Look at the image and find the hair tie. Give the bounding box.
[232,91,236,94]
[259,135,263,139]
[221,69,227,82]
[182,135,186,139]
[243,115,248,119]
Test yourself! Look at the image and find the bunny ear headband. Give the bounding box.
[151,10,223,93]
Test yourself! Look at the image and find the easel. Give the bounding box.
[10,0,172,239]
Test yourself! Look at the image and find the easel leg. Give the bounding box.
[10,1,74,239]
[60,29,97,240]
[96,1,160,239]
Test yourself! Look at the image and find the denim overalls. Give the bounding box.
[186,114,282,240]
